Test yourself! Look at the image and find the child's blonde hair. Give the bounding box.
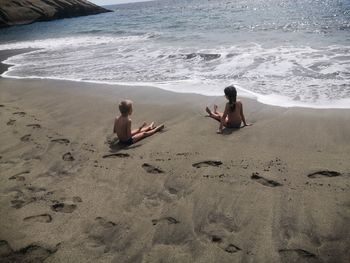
[119,100,132,116]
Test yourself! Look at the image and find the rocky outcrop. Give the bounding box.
[0,0,112,28]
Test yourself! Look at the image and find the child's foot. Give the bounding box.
[205,106,212,116]
[139,122,155,132]
[214,105,218,114]
[154,124,165,132]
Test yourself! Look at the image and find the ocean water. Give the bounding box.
[1,0,350,108]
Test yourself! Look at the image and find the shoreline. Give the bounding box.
[1,49,349,110]
[0,49,36,75]
[1,49,350,262]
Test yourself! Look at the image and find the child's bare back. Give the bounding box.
[224,101,243,127]
[114,115,131,142]
[205,85,252,133]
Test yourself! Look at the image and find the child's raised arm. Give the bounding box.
[240,102,251,127]
[113,118,118,133]
[126,119,132,138]
[218,104,229,133]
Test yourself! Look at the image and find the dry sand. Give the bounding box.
[0,49,349,263]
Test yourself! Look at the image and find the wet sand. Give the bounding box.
[0,49,349,263]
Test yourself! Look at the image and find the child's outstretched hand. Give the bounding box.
[138,122,147,131]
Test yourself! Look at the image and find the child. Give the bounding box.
[205,85,251,134]
[114,99,164,145]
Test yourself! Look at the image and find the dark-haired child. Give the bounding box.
[206,85,251,134]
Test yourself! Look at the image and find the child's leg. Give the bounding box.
[206,106,223,122]
[140,122,155,132]
[214,104,218,114]
[132,124,164,143]
[131,128,140,135]
[132,122,155,135]
[131,122,145,136]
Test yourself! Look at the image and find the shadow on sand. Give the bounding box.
[106,137,143,152]
[205,115,244,135]
[221,127,241,135]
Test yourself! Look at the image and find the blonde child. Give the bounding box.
[114,100,164,145]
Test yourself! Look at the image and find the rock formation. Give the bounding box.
[0,0,112,28]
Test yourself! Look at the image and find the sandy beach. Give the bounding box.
[1,49,350,263]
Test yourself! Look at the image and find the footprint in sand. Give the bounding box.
[192,160,223,168]
[86,217,119,253]
[9,186,48,209]
[26,124,41,129]
[10,199,27,209]
[142,163,164,174]
[6,119,16,126]
[23,214,52,223]
[152,217,180,226]
[51,138,70,145]
[307,170,341,178]
[82,143,95,153]
[0,240,57,262]
[224,244,242,254]
[13,111,26,117]
[211,235,222,243]
[51,203,77,213]
[176,152,190,157]
[62,152,75,161]
[208,212,239,233]
[8,175,26,181]
[95,216,117,227]
[26,186,46,193]
[73,196,82,203]
[102,153,130,158]
[20,134,32,142]
[8,171,30,181]
[11,197,38,209]
[166,187,178,195]
[251,172,282,187]
[206,233,241,254]
[278,248,317,259]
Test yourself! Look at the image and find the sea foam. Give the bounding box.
[1,36,349,109]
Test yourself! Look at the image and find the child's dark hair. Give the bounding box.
[224,85,237,111]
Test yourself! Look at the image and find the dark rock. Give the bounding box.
[0,0,112,28]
